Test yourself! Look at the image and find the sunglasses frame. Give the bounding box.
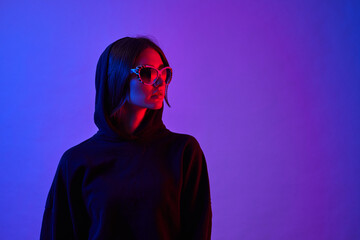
[130,65,173,86]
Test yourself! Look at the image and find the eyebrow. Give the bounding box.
[146,64,165,69]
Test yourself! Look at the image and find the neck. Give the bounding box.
[114,101,147,135]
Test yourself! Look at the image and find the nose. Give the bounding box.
[153,75,166,87]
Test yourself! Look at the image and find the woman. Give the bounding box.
[40,36,212,240]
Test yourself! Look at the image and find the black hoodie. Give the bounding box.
[40,42,212,240]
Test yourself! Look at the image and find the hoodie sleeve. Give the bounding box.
[180,137,212,240]
[40,152,90,240]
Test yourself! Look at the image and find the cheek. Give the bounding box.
[129,80,153,101]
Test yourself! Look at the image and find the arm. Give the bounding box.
[180,137,212,240]
[40,157,75,239]
[40,152,89,240]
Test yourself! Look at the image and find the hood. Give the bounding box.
[93,41,167,141]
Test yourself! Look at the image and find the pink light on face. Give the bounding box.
[128,48,167,110]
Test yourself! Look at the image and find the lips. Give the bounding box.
[152,91,164,97]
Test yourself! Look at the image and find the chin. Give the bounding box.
[146,101,163,110]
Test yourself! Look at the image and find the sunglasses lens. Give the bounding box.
[163,68,172,84]
[139,67,172,85]
[139,67,157,84]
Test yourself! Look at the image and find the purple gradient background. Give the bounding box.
[1,0,359,239]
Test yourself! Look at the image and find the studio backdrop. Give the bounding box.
[0,0,359,239]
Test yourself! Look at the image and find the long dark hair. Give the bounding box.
[107,36,171,117]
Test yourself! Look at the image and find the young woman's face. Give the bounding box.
[127,47,167,110]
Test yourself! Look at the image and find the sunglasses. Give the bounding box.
[130,65,173,86]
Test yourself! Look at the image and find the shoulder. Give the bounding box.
[171,133,207,178]
[57,136,96,170]
[164,130,202,149]
[163,130,204,159]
